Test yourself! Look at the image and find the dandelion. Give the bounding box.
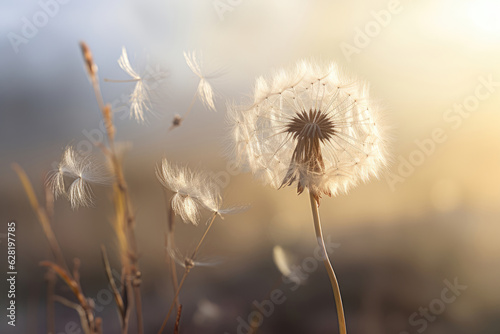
[228,60,388,334]
[230,60,386,203]
[47,146,110,209]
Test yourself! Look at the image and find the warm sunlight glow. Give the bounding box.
[466,0,500,33]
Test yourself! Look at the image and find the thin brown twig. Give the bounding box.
[133,278,144,334]
[12,164,67,271]
[79,41,144,334]
[46,262,96,333]
[158,212,218,334]
[174,305,183,334]
[13,163,98,333]
[101,245,125,321]
[95,318,103,334]
[53,296,91,334]
[46,269,56,334]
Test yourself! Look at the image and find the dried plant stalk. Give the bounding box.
[79,41,144,334]
[174,305,183,334]
[41,261,97,333]
[12,164,67,270]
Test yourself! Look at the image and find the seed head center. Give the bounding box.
[285,109,335,142]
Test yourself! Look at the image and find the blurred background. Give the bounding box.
[1,0,499,333]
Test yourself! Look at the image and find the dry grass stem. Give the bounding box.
[174,305,183,334]
[12,164,67,270]
[79,41,144,334]
[101,245,126,321]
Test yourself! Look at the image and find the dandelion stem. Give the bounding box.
[181,90,198,121]
[191,212,217,259]
[164,193,180,308]
[309,192,347,334]
[158,212,218,334]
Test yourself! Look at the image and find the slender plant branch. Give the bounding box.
[191,212,217,259]
[12,164,68,271]
[309,192,347,334]
[157,269,190,334]
[164,192,179,308]
[46,269,56,334]
[79,42,144,334]
[101,245,126,321]
[182,90,198,121]
[158,212,218,334]
[174,305,183,334]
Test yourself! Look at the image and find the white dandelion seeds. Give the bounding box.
[116,47,152,123]
[156,158,244,224]
[156,159,205,225]
[228,60,387,203]
[47,146,110,209]
[184,51,216,111]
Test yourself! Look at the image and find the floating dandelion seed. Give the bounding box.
[47,147,110,209]
[169,52,222,131]
[107,47,154,123]
[118,47,150,123]
[273,245,307,285]
[184,51,216,111]
[229,60,387,204]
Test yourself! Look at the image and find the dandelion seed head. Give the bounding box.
[228,60,388,203]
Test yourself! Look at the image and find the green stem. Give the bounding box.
[309,192,347,334]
